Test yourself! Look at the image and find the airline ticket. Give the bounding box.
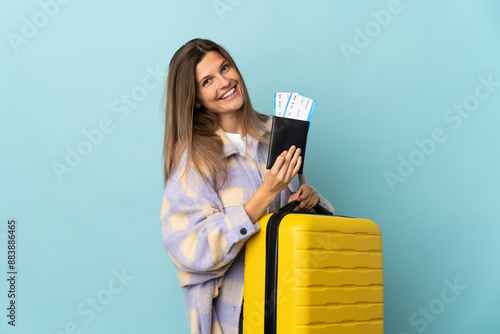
[274,92,316,122]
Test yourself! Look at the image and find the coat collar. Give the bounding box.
[216,128,239,158]
[216,117,272,158]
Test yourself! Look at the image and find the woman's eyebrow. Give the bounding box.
[198,75,210,86]
[198,59,228,86]
[219,59,228,70]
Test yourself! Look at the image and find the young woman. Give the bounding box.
[161,38,333,334]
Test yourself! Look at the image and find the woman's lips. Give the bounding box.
[220,86,237,100]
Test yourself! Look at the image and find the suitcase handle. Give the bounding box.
[279,200,333,215]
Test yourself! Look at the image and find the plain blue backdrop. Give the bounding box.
[1,0,499,333]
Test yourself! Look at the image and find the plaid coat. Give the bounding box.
[161,120,333,334]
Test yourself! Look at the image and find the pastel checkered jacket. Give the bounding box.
[161,119,333,334]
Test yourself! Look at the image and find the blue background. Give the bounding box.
[1,0,499,333]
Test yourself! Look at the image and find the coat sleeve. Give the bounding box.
[161,160,260,280]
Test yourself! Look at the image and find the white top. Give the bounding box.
[224,131,256,162]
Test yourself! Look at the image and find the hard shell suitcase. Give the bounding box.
[243,201,383,334]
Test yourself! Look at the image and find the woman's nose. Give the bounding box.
[218,74,230,88]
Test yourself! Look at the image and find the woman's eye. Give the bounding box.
[222,64,229,72]
[202,78,211,86]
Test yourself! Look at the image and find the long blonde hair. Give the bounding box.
[163,38,268,189]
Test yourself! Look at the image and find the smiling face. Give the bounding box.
[195,51,244,116]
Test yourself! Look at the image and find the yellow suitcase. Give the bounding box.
[243,202,383,334]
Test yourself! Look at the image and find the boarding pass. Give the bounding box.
[274,92,316,122]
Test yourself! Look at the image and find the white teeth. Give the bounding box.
[221,88,236,99]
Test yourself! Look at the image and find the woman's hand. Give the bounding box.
[244,146,302,222]
[288,184,319,211]
[261,146,302,196]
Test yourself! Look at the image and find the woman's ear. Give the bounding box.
[194,100,201,109]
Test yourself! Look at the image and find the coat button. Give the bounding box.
[240,228,247,235]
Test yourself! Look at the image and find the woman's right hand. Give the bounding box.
[244,146,302,223]
[262,145,302,196]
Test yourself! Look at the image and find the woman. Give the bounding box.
[161,38,333,334]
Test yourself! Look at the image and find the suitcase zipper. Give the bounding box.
[263,209,349,333]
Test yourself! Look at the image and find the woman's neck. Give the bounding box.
[219,112,244,135]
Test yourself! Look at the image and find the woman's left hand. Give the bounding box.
[288,184,319,211]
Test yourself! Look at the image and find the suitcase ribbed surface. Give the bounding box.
[243,213,383,334]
